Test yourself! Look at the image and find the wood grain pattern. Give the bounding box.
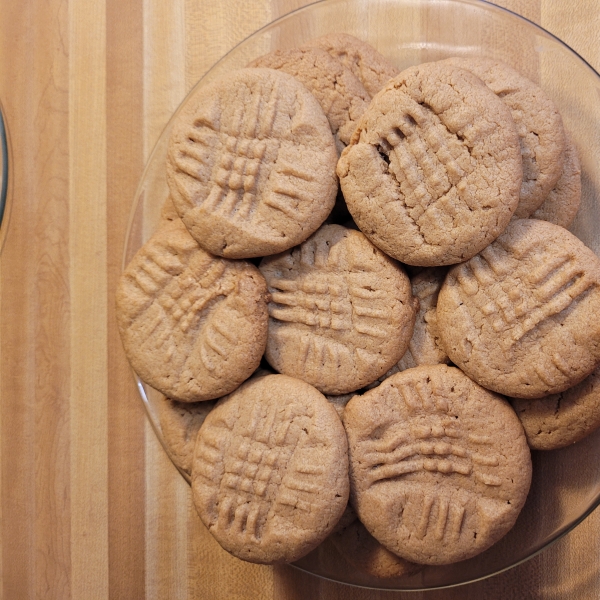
[69,1,109,599]
[0,0,599,598]
[105,1,147,598]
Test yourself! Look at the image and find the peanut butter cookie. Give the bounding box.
[511,365,600,450]
[305,32,399,96]
[260,224,418,395]
[116,219,269,402]
[442,57,566,218]
[531,133,581,228]
[157,396,215,476]
[249,47,370,153]
[338,61,522,266]
[191,373,349,564]
[167,68,338,258]
[437,218,600,398]
[343,365,532,565]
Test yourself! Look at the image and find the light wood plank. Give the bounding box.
[0,0,37,584]
[105,0,147,598]
[0,6,39,597]
[0,0,73,597]
[140,3,191,598]
[68,0,109,599]
[145,426,191,600]
[185,0,274,91]
[31,0,72,589]
[143,0,187,160]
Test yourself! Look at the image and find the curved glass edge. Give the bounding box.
[135,373,193,484]
[476,0,600,81]
[0,103,11,253]
[292,498,600,592]
[122,0,600,591]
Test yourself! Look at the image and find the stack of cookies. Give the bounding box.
[116,32,600,576]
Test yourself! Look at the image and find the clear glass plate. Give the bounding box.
[123,0,600,590]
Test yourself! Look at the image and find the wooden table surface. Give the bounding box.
[1,0,600,598]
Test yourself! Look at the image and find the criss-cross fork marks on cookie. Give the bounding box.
[127,247,232,352]
[173,78,318,226]
[376,102,473,234]
[406,492,467,542]
[269,275,389,335]
[267,237,393,339]
[454,241,596,357]
[197,314,238,373]
[204,135,269,219]
[392,488,515,546]
[360,377,503,489]
[268,273,391,371]
[194,401,323,540]
[363,432,502,488]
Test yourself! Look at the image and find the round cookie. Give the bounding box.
[166,67,338,258]
[337,61,522,266]
[437,218,600,399]
[442,57,566,218]
[330,518,422,579]
[191,373,349,564]
[531,133,581,228]
[511,365,600,450]
[305,33,400,96]
[248,47,371,154]
[259,224,418,395]
[116,219,269,402]
[343,365,532,565]
[157,396,216,476]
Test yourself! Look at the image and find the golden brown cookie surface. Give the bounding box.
[167,68,338,258]
[438,219,600,398]
[249,47,370,154]
[157,396,215,476]
[442,57,566,218]
[305,32,399,96]
[338,61,522,266]
[532,133,581,228]
[116,219,269,401]
[343,365,532,565]
[511,365,600,450]
[191,374,349,564]
[260,224,418,395]
[385,267,450,382]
